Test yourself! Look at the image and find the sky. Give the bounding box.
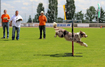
[1,0,105,23]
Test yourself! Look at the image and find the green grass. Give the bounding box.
[0,27,105,67]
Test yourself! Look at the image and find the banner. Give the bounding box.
[63,5,67,20]
[98,3,101,18]
[0,23,71,27]
[46,23,53,27]
[57,23,71,27]
[24,23,71,27]
[34,23,39,27]
[77,24,89,27]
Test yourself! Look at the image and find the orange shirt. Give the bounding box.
[39,15,47,26]
[1,14,10,23]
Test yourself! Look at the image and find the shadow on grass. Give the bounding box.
[0,39,12,41]
[34,53,83,57]
[3,40,10,41]
[50,53,83,57]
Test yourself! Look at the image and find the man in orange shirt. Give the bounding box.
[1,10,10,39]
[38,11,47,39]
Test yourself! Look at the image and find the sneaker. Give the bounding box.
[12,38,14,40]
[39,38,42,39]
[1,37,5,39]
[7,37,9,39]
[44,38,46,39]
[16,39,19,40]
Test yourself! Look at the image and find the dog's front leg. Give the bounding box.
[54,32,58,37]
[77,41,88,47]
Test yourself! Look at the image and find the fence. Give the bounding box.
[0,23,105,27]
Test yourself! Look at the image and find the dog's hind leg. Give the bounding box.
[77,41,88,47]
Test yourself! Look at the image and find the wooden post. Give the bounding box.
[72,20,74,56]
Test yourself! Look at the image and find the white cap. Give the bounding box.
[40,11,44,14]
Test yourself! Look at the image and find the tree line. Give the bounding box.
[28,0,105,23]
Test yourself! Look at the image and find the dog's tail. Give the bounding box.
[53,22,57,28]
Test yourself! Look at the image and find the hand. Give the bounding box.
[16,19,22,22]
[3,18,7,20]
[9,22,12,26]
[10,23,12,26]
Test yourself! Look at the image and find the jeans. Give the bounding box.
[39,25,46,38]
[2,22,9,38]
[12,26,20,40]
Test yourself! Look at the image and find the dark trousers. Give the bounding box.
[2,22,9,38]
[39,25,46,38]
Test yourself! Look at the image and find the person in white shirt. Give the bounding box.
[10,10,23,40]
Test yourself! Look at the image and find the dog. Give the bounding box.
[53,22,88,47]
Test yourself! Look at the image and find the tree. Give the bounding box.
[85,6,96,22]
[46,0,58,23]
[33,14,39,22]
[27,15,32,23]
[33,3,44,23]
[66,0,76,20]
[57,17,63,23]
[99,7,105,23]
[75,11,84,21]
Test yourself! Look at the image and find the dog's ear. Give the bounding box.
[64,30,69,35]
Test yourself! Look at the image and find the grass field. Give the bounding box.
[0,27,105,67]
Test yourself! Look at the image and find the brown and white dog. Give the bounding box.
[53,22,88,47]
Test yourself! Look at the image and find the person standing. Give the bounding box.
[1,10,10,39]
[38,11,47,39]
[10,10,23,40]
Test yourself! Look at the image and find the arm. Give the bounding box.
[44,16,47,22]
[7,15,10,21]
[9,16,13,26]
[19,15,23,21]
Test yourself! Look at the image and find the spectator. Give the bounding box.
[1,10,10,39]
[10,10,23,40]
[38,11,47,39]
